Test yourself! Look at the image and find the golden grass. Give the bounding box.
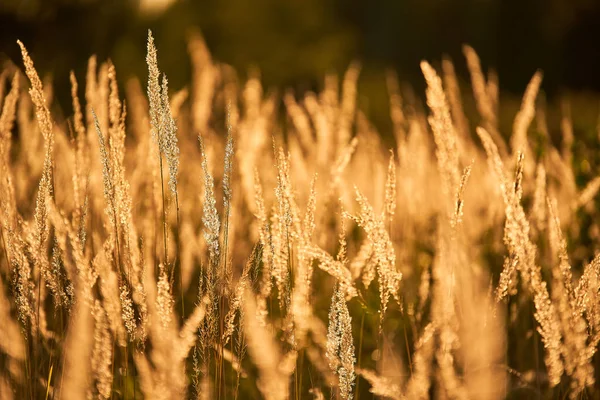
[0,30,599,399]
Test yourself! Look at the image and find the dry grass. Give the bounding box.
[0,30,600,399]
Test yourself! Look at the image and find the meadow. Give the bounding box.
[0,30,599,399]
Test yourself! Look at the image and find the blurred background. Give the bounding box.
[1,0,600,131]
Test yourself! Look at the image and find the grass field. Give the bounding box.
[0,30,600,399]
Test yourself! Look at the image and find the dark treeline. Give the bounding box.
[1,0,599,115]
